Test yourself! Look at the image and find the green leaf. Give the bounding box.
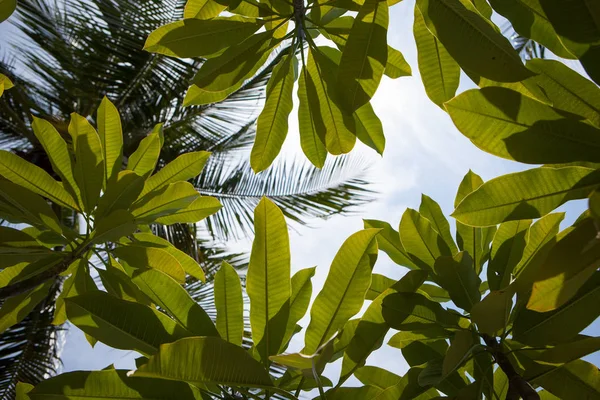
[434,252,481,311]
[418,284,451,302]
[513,271,600,346]
[416,0,531,82]
[487,0,574,59]
[470,289,512,336]
[298,62,328,168]
[251,54,295,172]
[487,219,531,290]
[304,228,379,354]
[363,219,417,269]
[66,291,189,356]
[97,97,123,186]
[128,131,161,177]
[131,182,199,223]
[337,0,388,113]
[0,180,63,234]
[0,150,78,210]
[419,194,458,254]
[132,268,218,337]
[373,366,437,400]
[247,197,291,364]
[382,292,466,331]
[0,73,14,98]
[191,31,279,97]
[144,18,262,58]
[283,267,316,348]
[97,261,151,306]
[0,254,62,291]
[388,329,451,351]
[91,209,136,244]
[215,261,244,346]
[340,270,427,385]
[442,331,477,378]
[53,258,98,325]
[366,273,395,300]
[95,170,145,218]
[0,281,52,334]
[31,116,81,207]
[142,153,210,198]
[153,196,222,225]
[524,218,600,312]
[453,167,600,226]
[68,113,105,212]
[384,46,411,79]
[133,337,275,389]
[184,0,227,19]
[446,87,600,164]
[399,208,452,273]
[526,59,600,128]
[0,0,16,22]
[413,5,460,108]
[354,102,385,155]
[355,366,401,390]
[113,245,186,283]
[308,47,357,155]
[513,213,564,280]
[327,385,384,400]
[25,369,205,400]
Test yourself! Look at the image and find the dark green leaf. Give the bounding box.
[434,252,481,311]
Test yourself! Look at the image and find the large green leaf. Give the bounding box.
[298,62,328,168]
[354,102,385,155]
[399,208,452,273]
[0,180,63,234]
[419,194,458,254]
[304,229,379,354]
[65,291,189,356]
[524,218,600,312]
[97,97,123,186]
[53,257,98,325]
[309,47,357,155]
[112,245,186,283]
[382,292,466,331]
[25,370,205,400]
[127,130,161,177]
[470,289,512,336]
[372,366,438,400]
[526,59,600,127]
[144,18,262,58]
[132,269,218,337]
[513,271,600,346]
[153,196,222,225]
[247,197,291,364]
[413,5,460,108]
[95,170,145,218]
[337,0,388,113]
[97,259,151,306]
[141,151,210,197]
[133,337,275,389]
[434,252,481,311]
[282,267,316,348]
[131,182,199,223]
[416,0,530,82]
[0,0,16,22]
[250,54,295,172]
[0,281,52,334]
[215,261,243,346]
[354,366,401,390]
[487,219,531,290]
[31,116,81,207]
[90,209,136,244]
[0,150,78,210]
[340,271,427,385]
[184,0,227,19]
[513,213,564,278]
[453,167,600,226]
[364,219,417,269]
[446,87,600,164]
[384,46,411,79]
[69,113,104,212]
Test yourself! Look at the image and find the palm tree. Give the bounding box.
[0,0,374,396]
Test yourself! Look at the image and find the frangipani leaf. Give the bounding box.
[215,261,243,346]
[97,97,123,186]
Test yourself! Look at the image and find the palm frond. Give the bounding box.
[197,155,375,241]
[0,280,62,400]
[501,22,546,60]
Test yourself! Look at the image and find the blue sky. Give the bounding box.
[1,0,596,389]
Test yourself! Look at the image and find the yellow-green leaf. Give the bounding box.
[382,292,467,331]
[215,261,243,345]
[131,182,200,223]
[434,252,481,311]
[0,281,52,334]
[487,219,531,290]
[247,197,291,364]
[354,102,385,155]
[419,194,458,254]
[470,289,513,336]
[128,131,161,177]
[53,257,98,325]
[363,219,417,269]
[251,54,295,172]
[385,46,411,79]
[184,0,227,19]
[304,229,379,354]
[97,97,123,186]
[298,63,327,168]
[282,267,316,349]
[154,196,222,225]
[95,170,145,219]
[91,209,136,244]
[142,151,210,197]
[113,244,186,283]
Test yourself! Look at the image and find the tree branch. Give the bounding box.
[482,334,540,400]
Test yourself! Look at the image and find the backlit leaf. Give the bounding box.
[97,97,123,186]
[215,261,244,346]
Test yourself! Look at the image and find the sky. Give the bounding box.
[1,0,596,392]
